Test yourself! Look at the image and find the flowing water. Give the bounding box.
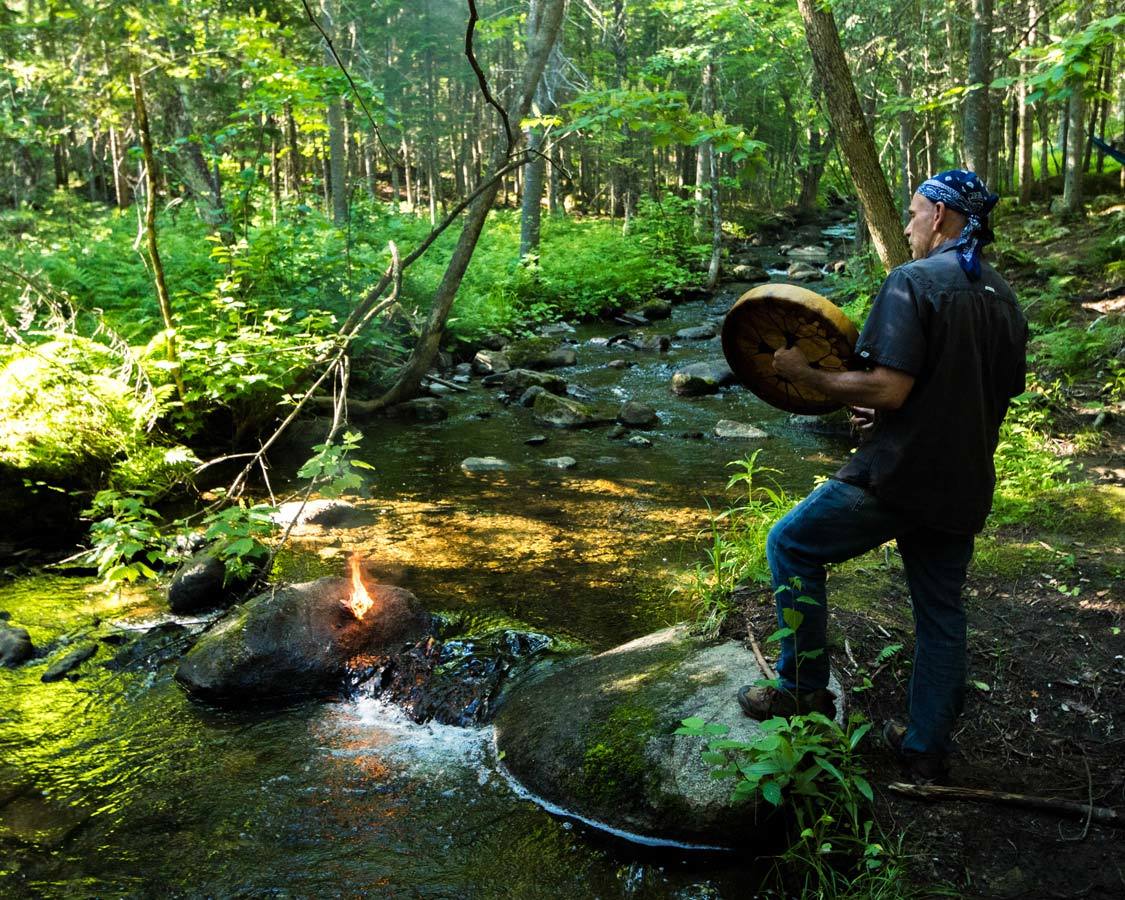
[1,269,860,897]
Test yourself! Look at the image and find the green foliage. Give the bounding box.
[296,429,374,498]
[829,251,885,328]
[684,451,794,635]
[199,502,275,583]
[677,713,885,877]
[1028,318,1125,381]
[80,490,169,584]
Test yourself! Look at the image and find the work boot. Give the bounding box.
[882,719,949,785]
[737,683,837,721]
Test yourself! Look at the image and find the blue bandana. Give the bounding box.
[915,169,999,280]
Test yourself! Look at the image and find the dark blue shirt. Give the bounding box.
[835,240,1029,533]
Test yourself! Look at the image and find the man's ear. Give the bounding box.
[931,201,947,233]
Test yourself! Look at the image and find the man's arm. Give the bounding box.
[773,347,915,410]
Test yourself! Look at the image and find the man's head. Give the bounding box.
[904,193,966,260]
[908,169,999,279]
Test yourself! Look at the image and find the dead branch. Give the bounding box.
[887,782,1124,829]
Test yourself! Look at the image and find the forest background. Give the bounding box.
[0,0,1121,582]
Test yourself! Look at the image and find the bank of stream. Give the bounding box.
[1,236,869,896]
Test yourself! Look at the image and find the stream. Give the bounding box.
[1,232,862,897]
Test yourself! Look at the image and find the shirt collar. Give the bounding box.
[927,238,961,258]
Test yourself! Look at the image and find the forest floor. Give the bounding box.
[736,194,1125,899]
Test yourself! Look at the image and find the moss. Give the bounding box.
[579,703,659,808]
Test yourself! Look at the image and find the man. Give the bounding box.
[737,170,1028,783]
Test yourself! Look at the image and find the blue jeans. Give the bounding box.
[766,479,974,757]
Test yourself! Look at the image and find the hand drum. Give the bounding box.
[721,283,860,415]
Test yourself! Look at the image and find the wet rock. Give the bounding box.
[533,393,609,429]
[385,397,449,422]
[41,642,98,683]
[103,623,193,673]
[635,334,671,352]
[788,412,851,436]
[461,457,512,473]
[366,625,554,726]
[502,369,567,396]
[0,624,33,667]
[679,431,705,440]
[451,373,471,384]
[616,311,649,326]
[787,262,823,282]
[831,260,847,275]
[618,401,659,428]
[540,322,576,337]
[714,420,770,440]
[508,341,577,371]
[543,456,577,470]
[272,499,358,528]
[626,435,653,448]
[175,576,431,703]
[636,299,673,321]
[608,425,628,440]
[479,333,510,352]
[788,245,828,262]
[495,625,844,846]
[728,263,769,283]
[675,323,719,341]
[518,386,546,407]
[566,384,595,402]
[524,434,549,446]
[168,549,255,615]
[607,359,634,370]
[539,348,578,370]
[472,350,511,375]
[453,362,473,377]
[426,382,452,397]
[671,360,736,396]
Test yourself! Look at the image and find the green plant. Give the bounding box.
[80,489,171,584]
[199,501,276,583]
[684,451,794,634]
[296,429,374,497]
[677,712,880,868]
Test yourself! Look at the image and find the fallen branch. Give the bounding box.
[887,782,1124,829]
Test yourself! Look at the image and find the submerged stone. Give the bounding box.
[41,643,98,683]
[542,456,577,470]
[461,457,512,473]
[495,625,842,846]
[618,401,658,428]
[532,392,610,429]
[714,420,770,440]
[385,398,449,422]
[0,624,33,667]
[175,577,430,703]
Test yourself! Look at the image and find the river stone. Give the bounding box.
[788,412,851,437]
[607,359,634,370]
[671,360,736,396]
[103,623,193,673]
[787,245,829,263]
[626,435,652,448]
[787,262,823,282]
[386,398,448,422]
[175,577,431,703]
[472,350,510,375]
[542,456,577,470]
[618,401,658,428]
[479,333,510,351]
[728,263,769,283]
[168,549,252,615]
[0,624,33,667]
[532,392,608,429]
[675,323,719,341]
[524,434,548,446]
[714,420,770,440]
[502,369,567,396]
[495,625,843,846]
[636,299,673,320]
[635,334,671,352]
[518,386,546,407]
[272,499,358,528]
[41,643,98,683]
[461,457,511,473]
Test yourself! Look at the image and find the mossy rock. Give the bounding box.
[495,625,844,846]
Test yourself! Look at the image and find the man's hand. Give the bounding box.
[773,346,814,385]
[848,406,876,434]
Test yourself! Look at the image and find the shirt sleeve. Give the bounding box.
[853,267,927,375]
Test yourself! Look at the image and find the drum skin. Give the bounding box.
[721,283,860,415]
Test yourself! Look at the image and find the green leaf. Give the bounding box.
[761,780,783,806]
[853,775,874,803]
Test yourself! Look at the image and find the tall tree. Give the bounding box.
[964,0,993,181]
[795,0,909,270]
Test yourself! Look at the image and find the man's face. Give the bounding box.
[904,193,939,260]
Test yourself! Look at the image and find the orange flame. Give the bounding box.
[346,554,375,620]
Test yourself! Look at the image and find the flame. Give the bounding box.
[345,554,375,620]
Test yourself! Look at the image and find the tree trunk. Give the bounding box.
[795,0,909,270]
[130,70,184,403]
[374,0,567,408]
[1018,1,1036,204]
[285,102,301,196]
[964,0,993,182]
[1062,3,1089,217]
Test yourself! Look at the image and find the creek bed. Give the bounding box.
[1,277,859,896]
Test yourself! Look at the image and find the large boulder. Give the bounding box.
[671,360,736,396]
[727,263,769,283]
[636,299,673,321]
[495,625,843,846]
[175,577,431,703]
